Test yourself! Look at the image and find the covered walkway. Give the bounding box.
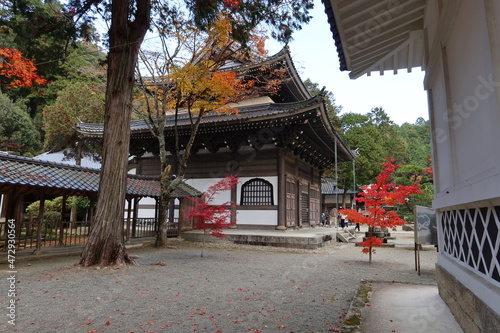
[0,152,201,251]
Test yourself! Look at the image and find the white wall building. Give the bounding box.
[323,0,500,330]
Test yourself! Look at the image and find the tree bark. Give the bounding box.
[79,0,150,267]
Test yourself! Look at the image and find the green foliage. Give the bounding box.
[304,78,341,128]
[43,80,105,150]
[397,117,431,167]
[0,0,98,81]
[393,165,434,220]
[0,93,41,155]
[187,0,314,45]
[0,0,101,147]
[25,196,84,216]
[333,109,432,193]
[43,211,62,222]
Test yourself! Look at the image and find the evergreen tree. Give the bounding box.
[0,93,41,155]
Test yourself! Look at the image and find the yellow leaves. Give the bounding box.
[210,14,233,45]
[167,64,245,114]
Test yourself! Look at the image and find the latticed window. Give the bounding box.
[241,178,274,205]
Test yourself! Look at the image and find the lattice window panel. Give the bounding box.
[441,206,500,285]
[240,178,274,205]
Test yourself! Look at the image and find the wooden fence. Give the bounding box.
[0,218,179,250]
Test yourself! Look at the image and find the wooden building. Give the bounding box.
[323,0,500,330]
[77,47,355,230]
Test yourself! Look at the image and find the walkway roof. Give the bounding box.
[323,0,425,79]
[0,153,201,199]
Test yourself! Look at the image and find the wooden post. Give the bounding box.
[35,191,46,255]
[132,197,139,238]
[58,195,67,246]
[125,197,132,243]
[277,149,286,230]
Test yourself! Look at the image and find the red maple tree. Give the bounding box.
[340,158,422,262]
[184,175,239,257]
[0,47,47,91]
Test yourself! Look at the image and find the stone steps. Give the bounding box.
[181,231,335,249]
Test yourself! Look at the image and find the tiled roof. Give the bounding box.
[77,94,356,165]
[0,153,201,198]
[34,150,101,169]
[321,179,356,195]
[77,94,327,135]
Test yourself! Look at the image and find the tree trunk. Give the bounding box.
[154,121,171,247]
[79,0,150,267]
[154,166,170,247]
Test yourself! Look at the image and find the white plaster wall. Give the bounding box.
[423,0,439,48]
[136,197,157,218]
[431,0,500,209]
[430,64,454,194]
[185,178,230,205]
[236,210,277,226]
[426,0,500,314]
[446,0,498,181]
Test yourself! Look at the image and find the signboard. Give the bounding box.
[414,205,437,245]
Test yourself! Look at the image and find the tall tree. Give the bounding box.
[0,93,41,155]
[78,0,313,266]
[136,10,285,247]
[43,81,105,151]
[78,0,151,266]
[303,78,341,128]
[0,0,97,115]
[397,117,431,167]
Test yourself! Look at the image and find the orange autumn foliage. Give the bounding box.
[0,47,47,90]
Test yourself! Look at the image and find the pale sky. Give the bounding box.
[267,0,429,125]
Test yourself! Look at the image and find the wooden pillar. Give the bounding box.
[125,197,132,243]
[132,197,139,238]
[154,198,159,232]
[35,191,46,255]
[277,149,286,230]
[168,197,175,223]
[58,195,67,246]
[1,192,22,250]
[230,183,238,228]
[295,159,300,227]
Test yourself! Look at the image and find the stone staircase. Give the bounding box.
[336,227,358,243]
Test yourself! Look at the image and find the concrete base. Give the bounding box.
[359,282,463,333]
[436,264,500,333]
[181,229,335,249]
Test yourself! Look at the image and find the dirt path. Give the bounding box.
[0,240,437,332]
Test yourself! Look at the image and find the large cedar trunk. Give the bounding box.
[79,0,150,267]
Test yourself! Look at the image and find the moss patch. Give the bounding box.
[340,281,373,333]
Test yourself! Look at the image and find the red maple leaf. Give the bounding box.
[0,47,48,90]
[340,158,422,261]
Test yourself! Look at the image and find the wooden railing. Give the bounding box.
[0,218,179,250]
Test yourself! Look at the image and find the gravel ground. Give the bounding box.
[1,232,437,333]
